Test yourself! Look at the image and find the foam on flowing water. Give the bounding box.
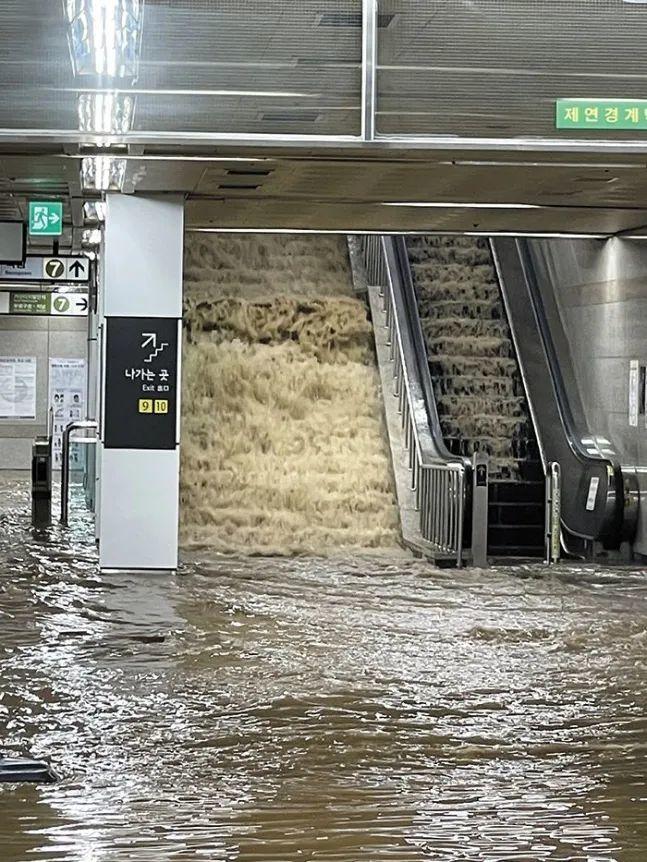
[1,479,647,860]
[408,236,538,478]
[180,233,399,553]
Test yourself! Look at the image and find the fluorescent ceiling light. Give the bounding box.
[464,230,606,239]
[382,201,543,209]
[65,0,144,79]
[83,201,107,221]
[81,156,126,191]
[78,92,134,138]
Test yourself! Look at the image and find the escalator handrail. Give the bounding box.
[517,240,619,469]
[389,236,472,470]
[380,235,468,471]
[491,237,624,545]
[355,235,469,562]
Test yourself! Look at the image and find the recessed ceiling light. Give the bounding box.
[82,228,102,246]
[81,156,126,191]
[78,92,134,138]
[65,0,144,79]
[382,202,543,209]
[83,200,107,221]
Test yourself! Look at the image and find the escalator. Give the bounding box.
[406,236,545,558]
[491,237,638,557]
[374,234,637,562]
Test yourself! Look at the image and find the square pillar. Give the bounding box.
[97,194,183,571]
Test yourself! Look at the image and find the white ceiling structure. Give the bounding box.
[2,0,647,246]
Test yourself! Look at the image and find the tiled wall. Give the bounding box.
[0,315,87,470]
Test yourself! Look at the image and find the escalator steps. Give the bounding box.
[407,235,546,558]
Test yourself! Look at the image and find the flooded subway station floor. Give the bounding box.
[1,479,647,860]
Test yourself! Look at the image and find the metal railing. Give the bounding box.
[61,420,98,526]
[358,235,467,564]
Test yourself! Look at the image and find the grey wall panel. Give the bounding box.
[0,315,87,470]
[530,237,647,556]
[0,437,32,470]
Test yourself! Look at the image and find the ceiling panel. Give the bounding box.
[185,196,647,235]
[0,0,362,139]
[377,0,647,139]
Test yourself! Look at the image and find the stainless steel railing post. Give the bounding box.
[545,461,562,564]
[471,453,489,568]
[61,420,98,526]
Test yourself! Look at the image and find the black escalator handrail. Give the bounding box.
[517,240,614,467]
[380,236,459,467]
[385,236,471,469]
[491,237,623,546]
[389,236,471,470]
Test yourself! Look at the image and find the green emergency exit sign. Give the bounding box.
[28,201,63,236]
[556,99,647,130]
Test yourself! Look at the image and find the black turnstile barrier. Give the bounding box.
[31,437,52,528]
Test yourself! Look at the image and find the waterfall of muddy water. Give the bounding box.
[180,234,399,553]
[408,236,536,480]
[1,478,647,860]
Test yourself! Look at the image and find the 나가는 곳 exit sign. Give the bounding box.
[556,99,647,130]
[28,201,63,236]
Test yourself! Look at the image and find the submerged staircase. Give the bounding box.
[406,236,545,558]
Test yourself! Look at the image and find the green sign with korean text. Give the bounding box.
[28,201,63,236]
[556,99,647,131]
[10,293,50,314]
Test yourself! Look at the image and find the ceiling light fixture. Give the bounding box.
[382,201,544,209]
[65,0,144,79]
[83,200,107,221]
[78,92,134,139]
[81,156,127,191]
[82,228,102,246]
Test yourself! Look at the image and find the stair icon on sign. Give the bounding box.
[141,332,169,363]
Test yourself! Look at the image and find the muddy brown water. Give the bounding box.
[1,478,647,861]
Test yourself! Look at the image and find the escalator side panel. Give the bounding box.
[491,238,623,548]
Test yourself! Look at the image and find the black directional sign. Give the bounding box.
[103,316,179,450]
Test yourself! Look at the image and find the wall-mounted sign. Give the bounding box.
[4,291,89,316]
[0,255,91,284]
[103,316,179,450]
[28,201,63,236]
[50,292,89,316]
[49,358,87,468]
[0,356,37,419]
[556,99,647,131]
[9,293,50,315]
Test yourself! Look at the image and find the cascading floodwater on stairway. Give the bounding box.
[179,234,400,555]
[407,235,546,557]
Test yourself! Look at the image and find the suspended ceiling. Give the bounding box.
[2,0,647,243]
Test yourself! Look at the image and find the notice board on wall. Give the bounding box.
[0,356,37,419]
[49,358,87,467]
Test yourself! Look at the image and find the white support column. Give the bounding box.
[98,194,184,572]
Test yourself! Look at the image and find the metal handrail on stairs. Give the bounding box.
[357,235,467,565]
